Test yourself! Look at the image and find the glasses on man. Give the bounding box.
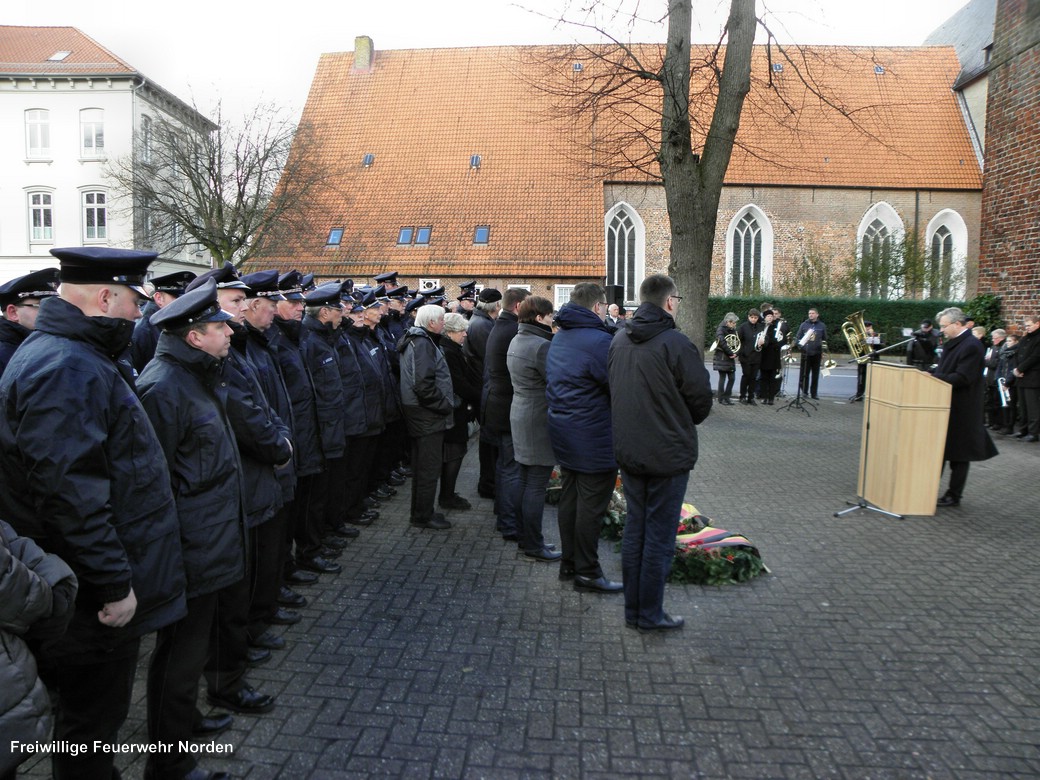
[669,295,683,302]
[16,302,42,309]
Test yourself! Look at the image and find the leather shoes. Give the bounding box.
[191,713,233,738]
[322,536,349,550]
[268,607,301,626]
[250,630,286,650]
[523,547,563,562]
[639,613,684,631]
[936,495,960,507]
[439,494,472,510]
[319,545,343,559]
[378,483,398,496]
[359,509,379,520]
[363,497,381,509]
[411,514,452,530]
[387,474,406,486]
[345,514,374,526]
[298,556,342,574]
[1024,435,1039,442]
[285,568,319,585]
[573,575,623,593]
[329,523,361,538]
[278,586,307,608]
[246,647,271,666]
[1013,431,1027,438]
[207,685,275,714]
[370,487,393,501]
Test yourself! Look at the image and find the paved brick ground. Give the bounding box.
[20,391,1040,779]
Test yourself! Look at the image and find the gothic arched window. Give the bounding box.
[730,212,762,295]
[605,204,644,304]
[860,218,893,298]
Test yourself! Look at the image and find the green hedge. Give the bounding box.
[705,295,971,354]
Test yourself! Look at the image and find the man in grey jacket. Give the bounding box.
[398,305,455,530]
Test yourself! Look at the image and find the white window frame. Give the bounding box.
[28,190,55,243]
[925,209,968,299]
[82,190,108,242]
[553,285,576,310]
[604,202,645,306]
[418,278,441,292]
[25,109,50,159]
[507,284,532,292]
[80,108,105,158]
[724,204,774,294]
[141,115,152,164]
[856,202,905,299]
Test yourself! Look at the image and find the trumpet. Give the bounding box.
[822,340,837,372]
[998,377,1010,408]
[781,333,796,364]
[754,329,766,351]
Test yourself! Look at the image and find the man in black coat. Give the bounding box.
[794,307,827,399]
[1011,314,1040,441]
[0,247,186,779]
[482,287,530,539]
[129,270,196,373]
[608,274,713,631]
[138,280,242,780]
[465,288,502,498]
[931,307,999,507]
[0,268,59,376]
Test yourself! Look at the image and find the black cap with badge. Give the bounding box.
[151,279,233,331]
[149,271,196,297]
[51,246,156,298]
[186,262,251,293]
[240,270,286,301]
[0,268,60,309]
[278,270,305,300]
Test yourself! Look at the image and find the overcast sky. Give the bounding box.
[8,0,971,122]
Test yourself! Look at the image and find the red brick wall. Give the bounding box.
[978,0,1040,327]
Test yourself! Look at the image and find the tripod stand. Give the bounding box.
[777,350,816,416]
[833,362,903,520]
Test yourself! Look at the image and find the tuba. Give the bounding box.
[842,310,873,364]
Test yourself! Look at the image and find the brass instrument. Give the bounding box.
[822,340,837,372]
[781,332,795,364]
[754,328,766,352]
[708,332,741,355]
[998,377,1010,408]
[842,310,873,364]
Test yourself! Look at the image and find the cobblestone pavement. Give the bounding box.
[21,393,1040,779]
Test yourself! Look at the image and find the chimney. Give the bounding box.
[354,36,373,72]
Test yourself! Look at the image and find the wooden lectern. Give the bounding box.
[857,362,952,516]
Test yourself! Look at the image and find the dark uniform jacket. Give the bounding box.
[1015,328,1040,389]
[335,324,373,438]
[271,317,323,477]
[398,326,454,437]
[545,302,616,474]
[130,300,160,373]
[0,318,31,377]
[0,297,186,655]
[932,329,999,462]
[608,303,713,477]
[244,321,297,502]
[481,310,519,436]
[377,311,405,373]
[137,333,246,599]
[299,315,346,460]
[227,327,293,529]
[344,324,386,437]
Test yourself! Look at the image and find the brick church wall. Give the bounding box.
[978,0,1040,326]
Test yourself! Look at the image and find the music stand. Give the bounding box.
[777,350,816,416]
[834,361,903,520]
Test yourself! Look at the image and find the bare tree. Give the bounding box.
[106,102,334,267]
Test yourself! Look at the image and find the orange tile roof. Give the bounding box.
[0,26,134,76]
[250,43,981,279]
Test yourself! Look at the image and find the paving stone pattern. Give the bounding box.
[21,398,1040,779]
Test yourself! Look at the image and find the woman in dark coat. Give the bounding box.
[506,297,561,561]
[931,307,998,506]
[758,310,784,405]
[440,313,482,510]
[712,313,739,405]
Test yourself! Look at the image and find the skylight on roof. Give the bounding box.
[874,65,885,75]
[470,154,481,169]
[772,63,783,73]
[48,51,72,62]
[573,63,584,72]
[362,153,375,167]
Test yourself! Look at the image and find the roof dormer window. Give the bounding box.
[48,51,71,62]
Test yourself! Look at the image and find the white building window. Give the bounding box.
[553,285,575,310]
[141,115,153,164]
[29,191,54,242]
[856,202,904,299]
[925,209,968,299]
[25,109,50,159]
[80,108,105,157]
[418,278,440,292]
[604,202,645,305]
[725,205,774,295]
[83,191,107,241]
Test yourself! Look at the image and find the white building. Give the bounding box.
[0,25,215,280]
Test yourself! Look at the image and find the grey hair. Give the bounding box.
[476,299,501,314]
[724,311,739,325]
[414,304,445,330]
[992,328,1006,338]
[936,307,968,325]
[442,312,470,333]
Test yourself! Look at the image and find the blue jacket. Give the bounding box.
[545,303,616,473]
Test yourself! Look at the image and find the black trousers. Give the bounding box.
[477,433,498,495]
[739,359,760,399]
[944,460,970,500]
[410,431,444,523]
[287,474,316,570]
[557,468,616,579]
[801,353,822,397]
[147,592,218,779]
[205,567,250,697]
[38,636,140,780]
[247,508,289,640]
[346,434,377,519]
[716,369,735,399]
[299,467,329,560]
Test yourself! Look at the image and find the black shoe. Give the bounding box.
[250,630,286,650]
[370,487,393,501]
[501,532,519,542]
[523,547,563,562]
[719,398,734,406]
[387,474,406,486]
[811,395,820,400]
[380,483,398,496]
[477,488,496,499]
[639,614,684,631]
[573,575,624,593]
[411,514,452,530]
[284,568,319,585]
[298,556,342,574]
[277,586,307,608]
[207,685,275,714]
[1024,435,1039,442]
[319,545,343,559]
[1013,431,1027,438]
[363,497,381,509]
[439,494,472,510]
[268,607,301,626]
[559,565,576,580]
[746,398,757,406]
[936,495,960,508]
[625,620,639,630]
[345,514,374,526]
[328,522,361,540]
[397,466,413,478]
[246,647,271,667]
[322,536,349,550]
[191,713,233,738]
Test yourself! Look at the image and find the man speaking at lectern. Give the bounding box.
[931,307,998,508]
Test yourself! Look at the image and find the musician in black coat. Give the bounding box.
[736,309,764,404]
[931,307,998,507]
[758,310,784,405]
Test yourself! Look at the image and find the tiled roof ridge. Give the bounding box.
[0,24,136,73]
